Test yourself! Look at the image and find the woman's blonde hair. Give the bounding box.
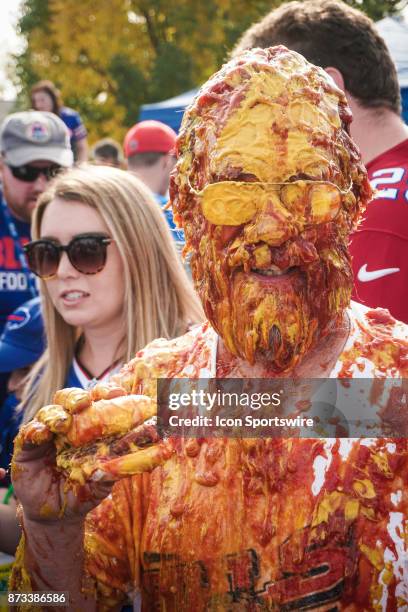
[21,164,203,420]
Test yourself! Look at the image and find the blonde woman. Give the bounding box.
[20,164,203,422]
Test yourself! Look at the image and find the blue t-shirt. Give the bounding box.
[59,106,87,151]
[0,191,36,334]
[66,357,122,390]
[0,393,21,482]
[66,361,84,388]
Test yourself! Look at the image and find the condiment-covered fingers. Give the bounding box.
[55,417,161,485]
[17,402,74,449]
[37,404,72,434]
[53,387,91,414]
[89,381,126,402]
[110,417,159,454]
[65,394,156,447]
[90,442,173,481]
[15,419,53,448]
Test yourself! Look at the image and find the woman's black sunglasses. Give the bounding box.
[8,163,62,183]
[23,233,114,279]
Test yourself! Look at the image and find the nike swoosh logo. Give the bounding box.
[357,264,400,282]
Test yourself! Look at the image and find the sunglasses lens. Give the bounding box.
[9,164,62,182]
[24,235,110,278]
[10,166,38,182]
[25,242,60,278]
[69,236,108,274]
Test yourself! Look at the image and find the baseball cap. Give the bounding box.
[0,297,45,373]
[0,111,73,167]
[124,120,177,157]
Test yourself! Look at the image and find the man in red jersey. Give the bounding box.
[351,140,408,322]
[233,0,408,323]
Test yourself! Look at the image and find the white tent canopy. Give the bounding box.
[376,16,408,87]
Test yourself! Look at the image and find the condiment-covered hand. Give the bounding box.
[12,382,172,521]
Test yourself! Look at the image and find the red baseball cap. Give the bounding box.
[124,120,177,157]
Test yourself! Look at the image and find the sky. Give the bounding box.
[0,0,25,101]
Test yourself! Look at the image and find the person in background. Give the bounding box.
[0,111,72,403]
[31,80,88,163]
[0,297,44,479]
[124,120,185,258]
[20,164,202,421]
[91,138,123,168]
[233,0,408,324]
[0,164,202,561]
[0,297,44,558]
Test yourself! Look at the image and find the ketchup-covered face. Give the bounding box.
[171,47,372,371]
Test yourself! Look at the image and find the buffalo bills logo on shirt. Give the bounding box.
[6,307,31,331]
[26,121,50,143]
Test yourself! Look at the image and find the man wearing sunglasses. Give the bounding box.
[0,111,72,400]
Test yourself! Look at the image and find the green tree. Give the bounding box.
[11,0,408,142]
[347,0,407,21]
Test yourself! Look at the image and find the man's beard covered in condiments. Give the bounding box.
[190,214,353,370]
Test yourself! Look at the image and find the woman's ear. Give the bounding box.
[324,67,346,92]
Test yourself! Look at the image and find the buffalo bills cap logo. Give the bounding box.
[7,307,31,331]
[26,121,50,143]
